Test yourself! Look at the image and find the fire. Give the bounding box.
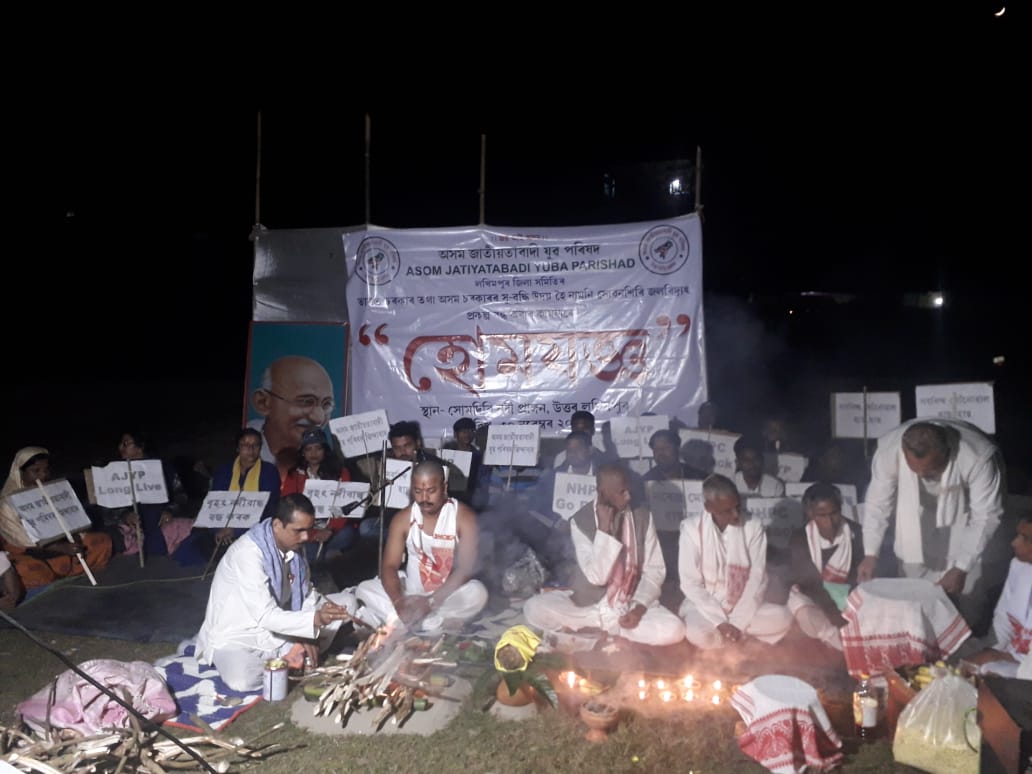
[566,671,577,689]
[711,694,721,705]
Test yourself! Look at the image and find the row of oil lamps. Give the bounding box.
[558,671,728,706]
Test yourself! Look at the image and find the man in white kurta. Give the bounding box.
[524,464,684,646]
[732,436,786,498]
[344,460,487,633]
[679,474,791,649]
[858,419,1005,628]
[194,494,353,691]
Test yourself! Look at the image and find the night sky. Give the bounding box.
[4,5,1023,461]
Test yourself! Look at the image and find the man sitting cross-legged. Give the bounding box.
[194,493,353,691]
[523,463,685,646]
[342,459,487,634]
[678,474,792,649]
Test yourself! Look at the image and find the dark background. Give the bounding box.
[3,4,1024,479]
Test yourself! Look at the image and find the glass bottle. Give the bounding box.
[853,673,882,741]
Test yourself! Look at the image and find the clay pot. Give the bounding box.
[580,700,619,742]
[495,679,537,707]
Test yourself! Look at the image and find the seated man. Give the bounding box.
[194,493,353,691]
[345,459,487,633]
[642,429,708,482]
[733,436,786,498]
[782,483,864,651]
[679,474,791,649]
[523,464,684,646]
[963,512,1031,679]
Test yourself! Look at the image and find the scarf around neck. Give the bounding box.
[604,505,640,607]
[247,518,307,610]
[805,519,852,583]
[700,515,751,614]
[230,457,263,492]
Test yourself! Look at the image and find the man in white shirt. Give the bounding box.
[678,474,792,649]
[733,436,786,498]
[523,464,684,646]
[858,419,1005,629]
[194,493,352,691]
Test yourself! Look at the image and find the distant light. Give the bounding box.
[788,309,794,315]
[993,355,1005,366]
[995,6,1005,16]
[932,294,944,307]
[669,177,682,195]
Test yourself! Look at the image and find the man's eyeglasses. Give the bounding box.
[263,389,335,414]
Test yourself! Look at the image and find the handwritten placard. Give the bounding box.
[831,392,901,439]
[3,479,92,545]
[439,449,473,492]
[747,497,803,550]
[785,482,859,520]
[552,472,596,521]
[483,424,541,467]
[383,458,414,509]
[330,409,391,459]
[678,429,740,477]
[774,453,809,484]
[645,479,702,532]
[194,490,270,529]
[302,480,371,520]
[89,460,168,508]
[608,415,669,459]
[915,382,996,434]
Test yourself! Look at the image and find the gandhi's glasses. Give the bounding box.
[262,389,335,414]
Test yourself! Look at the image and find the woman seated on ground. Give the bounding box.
[100,430,195,559]
[0,447,113,589]
[281,428,356,561]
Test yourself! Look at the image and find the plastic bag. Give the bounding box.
[892,670,979,774]
[501,548,546,597]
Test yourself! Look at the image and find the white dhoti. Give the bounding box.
[787,588,843,650]
[524,589,685,647]
[343,572,487,631]
[680,599,792,650]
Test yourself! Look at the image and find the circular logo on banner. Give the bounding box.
[639,225,690,275]
[355,237,401,285]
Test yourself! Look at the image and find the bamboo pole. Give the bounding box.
[125,458,145,568]
[34,481,97,586]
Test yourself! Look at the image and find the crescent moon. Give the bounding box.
[994,6,1005,16]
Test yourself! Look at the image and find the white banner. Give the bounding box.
[609,415,669,459]
[330,410,391,459]
[914,382,996,434]
[3,480,92,545]
[89,460,168,508]
[193,490,271,530]
[344,216,706,439]
[831,392,901,439]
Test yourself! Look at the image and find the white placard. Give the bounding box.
[775,453,809,484]
[552,472,596,520]
[439,448,473,492]
[646,479,705,532]
[915,382,996,434]
[608,415,669,459]
[628,458,653,477]
[302,480,371,520]
[89,460,169,508]
[193,490,271,530]
[831,392,901,439]
[383,458,414,509]
[678,429,741,477]
[3,479,92,545]
[483,424,541,467]
[330,409,391,459]
[747,497,804,550]
[785,482,859,520]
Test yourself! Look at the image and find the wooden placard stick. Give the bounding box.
[35,480,97,586]
[202,489,245,581]
[125,458,146,568]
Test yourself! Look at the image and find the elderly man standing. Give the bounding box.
[344,459,486,634]
[523,463,685,646]
[250,355,337,482]
[678,474,791,649]
[194,493,353,691]
[857,419,1005,629]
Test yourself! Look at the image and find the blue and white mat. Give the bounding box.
[153,642,262,732]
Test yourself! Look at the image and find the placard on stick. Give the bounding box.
[747,497,803,550]
[3,479,92,545]
[383,458,414,510]
[831,392,901,439]
[483,424,541,467]
[88,460,168,508]
[609,415,669,459]
[914,382,996,434]
[774,453,809,484]
[330,410,391,459]
[678,429,740,477]
[194,491,270,529]
[439,449,473,492]
[646,479,705,532]
[303,480,371,520]
[552,472,596,521]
